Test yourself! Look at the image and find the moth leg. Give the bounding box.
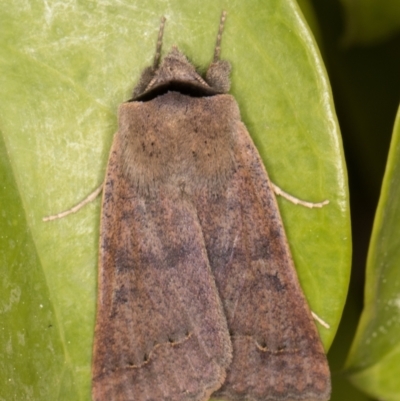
[272,183,329,208]
[311,311,330,329]
[271,182,330,329]
[43,182,103,222]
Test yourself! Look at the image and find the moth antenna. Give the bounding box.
[213,11,227,62]
[153,16,166,69]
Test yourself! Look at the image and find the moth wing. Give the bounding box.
[92,133,232,401]
[196,122,331,401]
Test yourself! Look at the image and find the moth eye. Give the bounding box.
[168,337,174,343]
[143,354,149,362]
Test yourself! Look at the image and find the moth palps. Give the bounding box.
[91,12,331,401]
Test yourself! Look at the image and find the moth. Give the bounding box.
[45,11,331,401]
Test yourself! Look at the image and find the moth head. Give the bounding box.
[130,14,231,101]
[132,47,226,101]
[150,47,208,88]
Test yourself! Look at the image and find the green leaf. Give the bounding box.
[0,131,78,399]
[0,0,350,399]
[345,105,400,400]
[339,0,400,46]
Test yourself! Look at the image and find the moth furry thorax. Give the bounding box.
[120,47,237,197]
[119,92,238,197]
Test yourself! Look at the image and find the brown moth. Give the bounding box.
[47,11,332,401]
